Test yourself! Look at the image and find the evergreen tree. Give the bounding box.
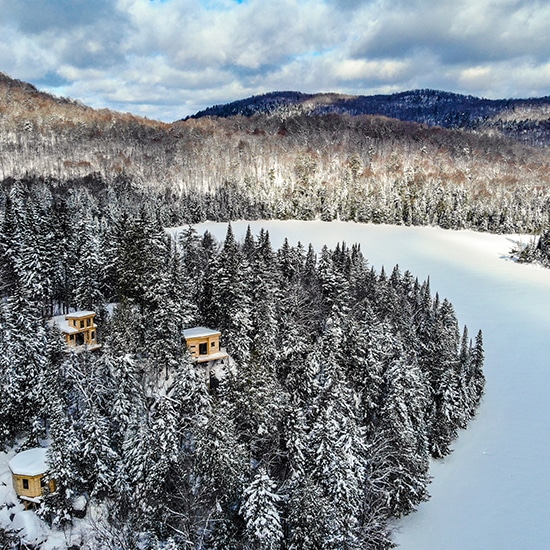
[286,475,332,550]
[81,400,118,499]
[467,330,486,414]
[211,223,253,365]
[71,216,106,311]
[0,185,27,297]
[240,467,283,550]
[420,297,465,457]
[41,391,85,526]
[0,293,48,444]
[375,356,431,516]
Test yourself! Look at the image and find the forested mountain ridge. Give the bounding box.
[1,72,550,233]
[189,89,550,147]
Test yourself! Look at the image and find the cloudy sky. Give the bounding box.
[1,0,550,121]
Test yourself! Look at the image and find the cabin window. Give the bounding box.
[22,479,29,490]
[80,320,84,328]
[199,342,208,355]
[86,318,91,327]
[69,335,74,341]
[211,341,216,348]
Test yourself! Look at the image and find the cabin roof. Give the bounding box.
[66,310,96,319]
[183,327,221,339]
[9,448,48,477]
[49,315,77,334]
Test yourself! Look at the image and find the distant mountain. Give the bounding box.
[189,89,550,146]
[0,70,166,134]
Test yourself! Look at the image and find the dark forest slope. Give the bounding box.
[190,89,550,147]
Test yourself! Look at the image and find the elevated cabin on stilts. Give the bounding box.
[8,448,55,509]
[183,327,230,388]
[183,327,228,363]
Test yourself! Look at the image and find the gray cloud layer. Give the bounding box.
[1,0,549,121]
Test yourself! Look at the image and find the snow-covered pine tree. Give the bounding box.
[426,298,465,457]
[71,216,106,311]
[210,223,253,365]
[466,330,486,415]
[240,466,283,550]
[375,355,431,516]
[0,292,48,444]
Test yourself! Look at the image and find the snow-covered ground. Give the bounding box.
[195,220,550,550]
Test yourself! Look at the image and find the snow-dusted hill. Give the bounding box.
[195,220,550,550]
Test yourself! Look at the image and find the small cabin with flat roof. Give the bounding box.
[50,311,99,350]
[9,448,55,508]
[183,327,228,363]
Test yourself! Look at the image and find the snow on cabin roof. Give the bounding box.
[65,311,96,319]
[8,448,48,477]
[49,315,78,334]
[183,327,221,339]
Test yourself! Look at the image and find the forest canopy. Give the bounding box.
[0,179,485,549]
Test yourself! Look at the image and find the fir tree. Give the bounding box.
[241,467,283,550]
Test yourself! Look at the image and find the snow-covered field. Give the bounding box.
[196,220,550,550]
[2,220,549,548]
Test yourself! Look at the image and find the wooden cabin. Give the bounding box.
[50,310,99,350]
[9,448,55,508]
[183,327,228,363]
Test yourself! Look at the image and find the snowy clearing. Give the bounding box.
[193,220,550,550]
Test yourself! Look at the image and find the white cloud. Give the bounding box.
[1,0,550,120]
[334,59,408,82]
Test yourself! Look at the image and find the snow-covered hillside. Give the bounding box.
[195,220,550,550]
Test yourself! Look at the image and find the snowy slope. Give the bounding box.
[195,220,550,550]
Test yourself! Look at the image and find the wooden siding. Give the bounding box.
[64,313,98,347]
[12,473,55,499]
[185,334,221,359]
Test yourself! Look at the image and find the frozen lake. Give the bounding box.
[195,220,550,550]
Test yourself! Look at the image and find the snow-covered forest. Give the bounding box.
[201,220,550,550]
[2,73,550,236]
[0,181,484,548]
[10,73,550,548]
